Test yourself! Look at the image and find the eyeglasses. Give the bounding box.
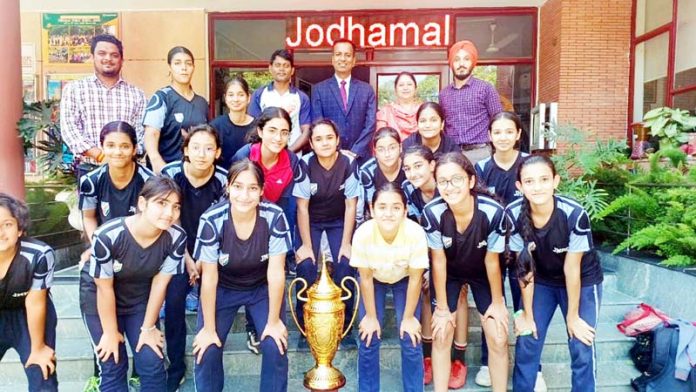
[188,146,217,155]
[436,175,467,189]
[375,144,400,155]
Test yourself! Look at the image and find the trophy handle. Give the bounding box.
[287,277,308,337]
[340,276,360,339]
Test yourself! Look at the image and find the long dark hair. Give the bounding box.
[371,181,407,208]
[514,154,558,285]
[245,107,292,144]
[139,176,182,207]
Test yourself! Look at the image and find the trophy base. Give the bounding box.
[304,364,346,391]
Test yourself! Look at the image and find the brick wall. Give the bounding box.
[538,0,632,142]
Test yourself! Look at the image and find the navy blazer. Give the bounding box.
[311,77,376,159]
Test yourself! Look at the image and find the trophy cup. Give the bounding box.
[288,254,360,391]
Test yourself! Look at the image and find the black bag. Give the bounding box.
[630,331,655,373]
[631,326,696,392]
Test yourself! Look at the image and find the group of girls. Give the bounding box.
[1,47,603,392]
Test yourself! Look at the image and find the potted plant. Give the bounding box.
[642,107,696,150]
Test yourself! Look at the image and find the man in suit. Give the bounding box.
[311,39,376,165]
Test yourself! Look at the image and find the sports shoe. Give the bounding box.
[448,359,468,389]
[128,376,141,392]
[185,291,198,312]
[83,376,100,392]
[535,371,548,392]
[246,330,261,355]
[423,357,433,385]
[475,365,492,387]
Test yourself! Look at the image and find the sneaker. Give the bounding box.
[534,371,548,392]
[128,376,141,392]
[185,291,198,312]
[246,330,261,355]
[423,357,433,385]
[475,365,492,387]
[448,359,468,390]
[83,376,100,392]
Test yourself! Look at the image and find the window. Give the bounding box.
[630,0,696,128]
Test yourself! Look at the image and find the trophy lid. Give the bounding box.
[306,252,343,300]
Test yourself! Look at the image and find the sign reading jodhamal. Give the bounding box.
[42,13,119,65]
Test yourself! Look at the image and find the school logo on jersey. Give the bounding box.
[310,183,318,195]
[553,246,569,254]
[488,186,496,194]
[442,236,453,248]
[219,253,230,266]
[11,291,29,298]
[174,113,184,123]
[113,260,123,273]
[260,254,269,263]
[128,206,136,214]
[101,202,110,217]
[477,240,488,249]
[338,184,345,191]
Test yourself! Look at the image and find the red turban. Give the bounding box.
[448,40,479,68]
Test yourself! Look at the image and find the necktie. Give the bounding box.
[340,80,348,111]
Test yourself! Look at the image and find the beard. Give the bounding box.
[453,67,472,81]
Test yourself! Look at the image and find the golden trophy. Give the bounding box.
[288,254,360,391]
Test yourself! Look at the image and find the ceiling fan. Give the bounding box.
[487,20,519,53]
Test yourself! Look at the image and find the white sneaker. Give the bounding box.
[534,371,548,392]
[475,365,492,387]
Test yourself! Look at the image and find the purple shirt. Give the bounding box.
[438,77,503,145]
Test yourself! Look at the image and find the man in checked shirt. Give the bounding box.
[439,40,503,165]
[60,34,146,172]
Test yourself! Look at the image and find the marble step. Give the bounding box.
[0,321,634,385]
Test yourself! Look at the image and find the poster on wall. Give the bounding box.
[45,74,91,100]
[23,76,37,103]
[42,13,119,65]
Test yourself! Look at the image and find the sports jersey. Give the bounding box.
[209,114,255,171]
[421,195,506,282]
[161,161,228,253]
[79,164,154,225]
[194,201,291,290]
[142,86,209,163]
[293,152,360,222]
[359,157,406,207]
[350,219,429,284]
[79,217,187,315]
[402,179,440,222]
[248,83,311,147]
[401,132,460,157]
[507,195,604,287]
[0,238,55,311]
[475,152,528,205]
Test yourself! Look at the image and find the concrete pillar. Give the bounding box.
[0,0,25,200]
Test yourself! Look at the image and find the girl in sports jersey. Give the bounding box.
[231,106,306,353]
[358,127,406,222]
[423,152,509,392]
[210,75,255,170]
[79,176,187,392]
[473,111,542,389]
[0,194,58,391]
[509,155,603,392]
[350,182,429,392]
[192,159,290,392]
[144,46,209,174]
[160,124,227,390]
[402,102,459,157]
[401,144,438,385]
[293,119,360,337]
[80,121,154,246]
[78,120,154,390]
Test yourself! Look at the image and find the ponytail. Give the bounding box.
[515,196,536,286]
